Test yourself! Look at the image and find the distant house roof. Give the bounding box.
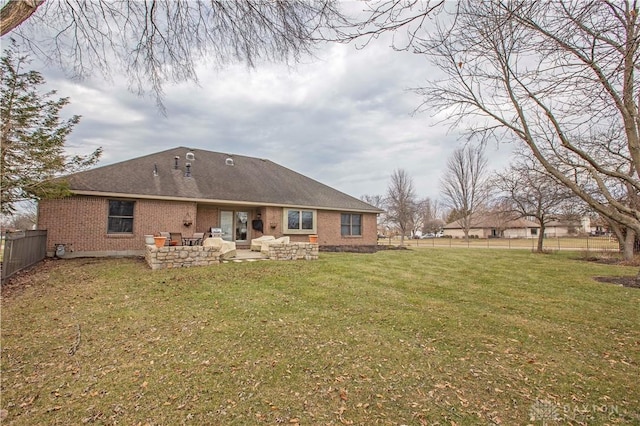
[443,212,539,229]
[63,146,382,213]
[546,219,581,227]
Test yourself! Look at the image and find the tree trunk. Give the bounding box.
[1,0,44,36]
[537,225,545,253]
[622,228,636,261]
[609,222,626,253]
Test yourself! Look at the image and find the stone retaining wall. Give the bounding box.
[146,242,318,270]
[319,245,379,253]
[268,243,319,260]
[145,245,221,270]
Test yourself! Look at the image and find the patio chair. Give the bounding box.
[191,232,205,245]
[169,232,183,246]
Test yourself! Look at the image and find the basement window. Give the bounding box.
[108,200,135,233]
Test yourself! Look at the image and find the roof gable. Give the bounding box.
[63,147,382,212]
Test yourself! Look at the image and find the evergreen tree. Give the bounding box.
[1,39,101,215]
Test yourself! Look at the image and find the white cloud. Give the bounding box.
[32,29,513,202]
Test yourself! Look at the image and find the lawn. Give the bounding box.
[1,249,639,425]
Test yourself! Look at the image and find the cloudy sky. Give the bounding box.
[34,12,514,203]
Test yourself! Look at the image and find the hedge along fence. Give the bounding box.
[1,230,47,283]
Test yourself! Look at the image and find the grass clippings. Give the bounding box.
[1,249,639,425]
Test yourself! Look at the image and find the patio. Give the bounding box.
[222,249,269,263]
[145,243,319,270]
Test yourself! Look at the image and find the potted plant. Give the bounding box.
[183,212,193,227]
[153,234,167,248]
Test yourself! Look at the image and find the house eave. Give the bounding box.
[69,190,383,214]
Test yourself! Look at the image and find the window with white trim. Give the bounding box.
[341,213,362,236]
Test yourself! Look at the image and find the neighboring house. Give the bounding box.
[586,216,612,236]
[38,147,383,257]
[443,213,540,239]
[544,218,589,237]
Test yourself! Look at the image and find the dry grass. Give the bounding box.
[1,250,639,425]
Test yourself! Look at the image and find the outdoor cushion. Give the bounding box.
[250,235,275,251]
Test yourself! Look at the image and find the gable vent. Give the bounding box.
[225,157,234,166]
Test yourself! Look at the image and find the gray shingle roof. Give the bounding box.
[64,147,382,213]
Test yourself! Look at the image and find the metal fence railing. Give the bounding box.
[1,230,47,284]
[379,236,624,252]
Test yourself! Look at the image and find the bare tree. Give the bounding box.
[416,197,443,235]
[412,1,639,265]
[0,201,37,230]
[1,1,347,109]
[361,194,385,210]
[361,194,387,237]
[440,145,490,240]
[0,1,44,36]
[494,153,576,253]
[328,0,447,48]
[409,198,425,238]
[385,168,417,245]
[331,0,640,256]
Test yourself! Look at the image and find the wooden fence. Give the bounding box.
[1,230,47,284]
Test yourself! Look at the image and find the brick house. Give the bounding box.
[37,147,383,257]
[443,213,540,239]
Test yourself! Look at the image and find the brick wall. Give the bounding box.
[314,210,378,246]
[255,208,378,247]
[38,196,199,255]
[196,205,219,235]
[38,195,378,256]
[261,206,283,236]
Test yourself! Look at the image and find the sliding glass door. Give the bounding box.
[220,210,249,242]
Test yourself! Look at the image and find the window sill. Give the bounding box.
[106,233,135,238]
